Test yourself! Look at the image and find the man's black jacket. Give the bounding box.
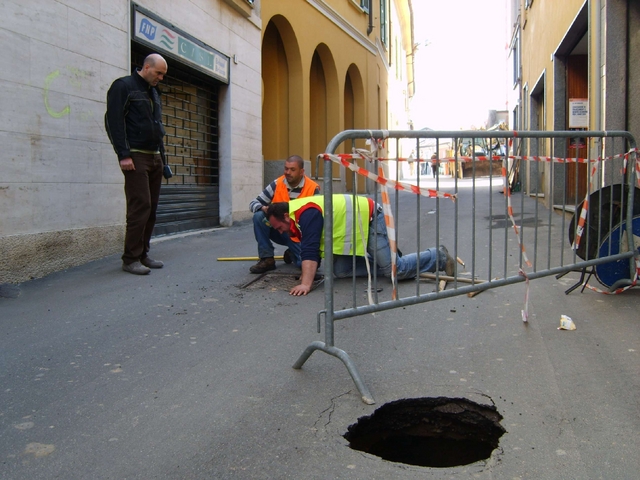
[104,69,165,161]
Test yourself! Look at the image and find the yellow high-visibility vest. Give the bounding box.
[289,194,371,257]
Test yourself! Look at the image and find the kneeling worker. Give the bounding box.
[248,155,320,273]
[265,194,455,296]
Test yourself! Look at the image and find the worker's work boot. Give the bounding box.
[283,249,293,264]
[439,245,456,276]
[249,257,276,274]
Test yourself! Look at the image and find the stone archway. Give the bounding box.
[262,15,303,163]
[344,64,366,192]
[310,43,339,178]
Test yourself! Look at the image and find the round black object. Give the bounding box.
[568,185,640,260]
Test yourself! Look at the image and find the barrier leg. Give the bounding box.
[556,267,594,295]
[292,340,325,369]
[293,341,375,405]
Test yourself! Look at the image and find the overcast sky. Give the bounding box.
[410,0,509,130]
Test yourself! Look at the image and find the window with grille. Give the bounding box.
[161,73,219,186]
[131,50,221,233]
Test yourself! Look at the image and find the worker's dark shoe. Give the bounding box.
[250,257,276,274]
[439,245,456,276]
[283,249,293,264]
[141,257,164,269]
[122,261,151,275]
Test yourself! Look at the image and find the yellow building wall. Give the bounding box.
[520,0,586,131]
[261,0,390,176]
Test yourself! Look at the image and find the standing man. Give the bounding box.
[265,194,455,296]
[105,53,168,275]
[248,155,320,274]
[430,154,438,177]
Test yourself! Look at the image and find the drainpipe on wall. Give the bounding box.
[593,0,602,159]
[367,3,373,35]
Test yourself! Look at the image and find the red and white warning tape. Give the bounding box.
[378,166,398,300]
[321,153,457,201]
[502,162,532,267]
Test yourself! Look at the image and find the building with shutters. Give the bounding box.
[0,0,414,283]
[0,0,262,283]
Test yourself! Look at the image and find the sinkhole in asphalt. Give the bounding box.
[344,397,505,468]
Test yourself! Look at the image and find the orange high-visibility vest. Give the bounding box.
[271,175,319,203]
[272,176,319,242]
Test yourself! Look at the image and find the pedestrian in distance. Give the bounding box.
[105,53,168,275]
[431,153,438,178]
[265,194,456,296]
[248,155,320,274]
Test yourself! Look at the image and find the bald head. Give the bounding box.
[138,53,167,86]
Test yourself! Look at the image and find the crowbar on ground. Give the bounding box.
[419,273,488,284]
[218,256,284,261]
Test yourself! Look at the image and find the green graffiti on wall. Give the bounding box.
[43,70,71,118]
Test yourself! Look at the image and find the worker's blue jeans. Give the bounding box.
[253,210,301,266]
[333,210,445,280]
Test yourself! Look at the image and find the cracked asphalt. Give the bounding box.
[1,189,639,479]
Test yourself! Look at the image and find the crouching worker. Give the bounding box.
[265,194,455,296]
[248,155,320,273]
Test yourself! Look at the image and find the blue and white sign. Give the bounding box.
[133,8,229,83]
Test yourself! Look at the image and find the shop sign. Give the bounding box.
[133,5,229,83]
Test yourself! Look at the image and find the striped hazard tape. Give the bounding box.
[502,163,532,267]
[378,166,398,300]
[321,153,457,201]
[370,147,640,173]
[571,164,598,252]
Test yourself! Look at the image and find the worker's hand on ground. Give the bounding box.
[289,284,311,296]
[291,260,318,296]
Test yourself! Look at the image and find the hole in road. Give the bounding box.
[344,397,505,468]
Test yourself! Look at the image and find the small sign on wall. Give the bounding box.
[569,98,589,128]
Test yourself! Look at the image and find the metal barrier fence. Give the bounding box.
[294,130,640,404]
